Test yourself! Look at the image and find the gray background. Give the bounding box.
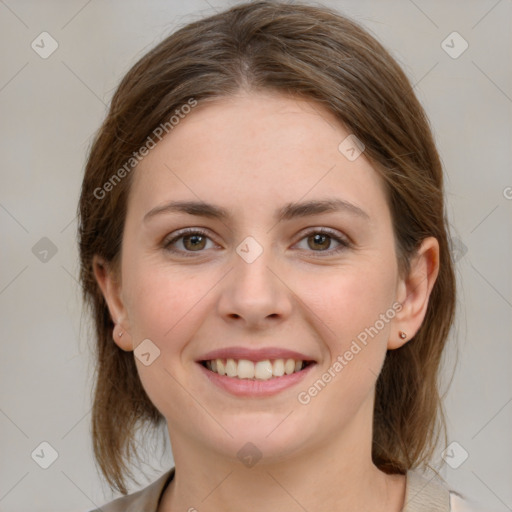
[0,1,511,511]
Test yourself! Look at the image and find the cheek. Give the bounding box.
[294,267,397,422]
[121,260,212,416]
[296,262,397,354]
[122,255,207,342]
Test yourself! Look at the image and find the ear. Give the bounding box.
[92,255,133,351]
[388,237,440,350]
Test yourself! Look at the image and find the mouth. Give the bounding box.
[196,347,318,397]
[199,358,316,380]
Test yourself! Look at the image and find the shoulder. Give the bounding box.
[405,470,497,512]
[88,468,175,512]
[450,491,502,512]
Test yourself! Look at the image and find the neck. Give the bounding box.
[159,397,406,512]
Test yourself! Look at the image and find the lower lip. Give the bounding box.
[197,362,316,398]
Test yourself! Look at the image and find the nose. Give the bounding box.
[216,241,293,330]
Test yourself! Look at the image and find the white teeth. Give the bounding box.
[272,359,285,377]
[216,359,226,376]
[204,357,309,379]
[237,359,255,379]
[254,360,273,380]
[284,358,295,375]
[225,358,237,377]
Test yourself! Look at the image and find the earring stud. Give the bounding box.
[399,330,407,340]
[114,323,124,338]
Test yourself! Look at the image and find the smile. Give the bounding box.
[201,358,314,380]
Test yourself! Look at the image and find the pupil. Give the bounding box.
[186,235,204,250]
[311,233,329,250]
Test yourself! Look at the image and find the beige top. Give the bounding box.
[91,467,484,512]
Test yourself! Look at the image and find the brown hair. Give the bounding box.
[78,0,456,494]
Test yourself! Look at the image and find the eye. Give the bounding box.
[163,228,216,256]
[163,227,351,257]
[294,228,351,256]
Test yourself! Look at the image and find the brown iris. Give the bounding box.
[182,234,207,251]
[307,233,331,251]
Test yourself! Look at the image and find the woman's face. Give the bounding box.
[98,91,428,463]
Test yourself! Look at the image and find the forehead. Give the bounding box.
[128,91,390,224]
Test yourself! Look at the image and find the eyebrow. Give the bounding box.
[143,198,370,223]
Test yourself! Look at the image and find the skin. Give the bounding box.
[94,90,439,512]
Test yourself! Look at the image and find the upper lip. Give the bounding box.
[197,347,316,363]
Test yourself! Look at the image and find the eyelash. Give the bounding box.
[162,227,351,258]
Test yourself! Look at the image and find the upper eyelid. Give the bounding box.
[164,227,218,244]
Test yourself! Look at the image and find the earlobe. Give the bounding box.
[92,255,133,351]
[112,322,133,351]
[388,237,440,350]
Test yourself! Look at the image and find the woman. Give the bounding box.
[79,1,484,510]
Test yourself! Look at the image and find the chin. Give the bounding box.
[199,412,316,463]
